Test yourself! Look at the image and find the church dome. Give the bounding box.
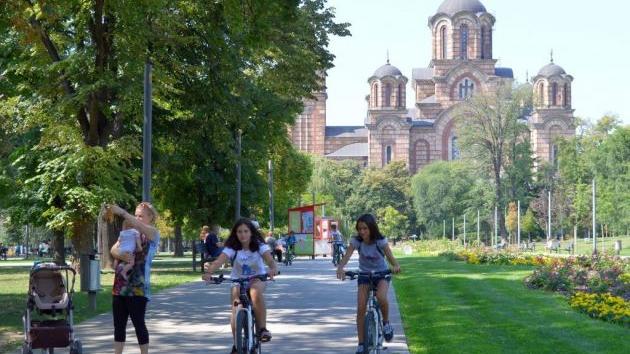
[437,0,487,16]
[537,63,566,77]
[372,63,403,78]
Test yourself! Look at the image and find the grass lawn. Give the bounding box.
[0,254,202,353]
[393,255,630,354]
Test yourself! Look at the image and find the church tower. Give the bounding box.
[366,60,410,168]
[530,56,575,167]
[289,75,327,156]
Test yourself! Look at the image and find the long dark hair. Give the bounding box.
[224,218,265,252]
[355,213,384,243]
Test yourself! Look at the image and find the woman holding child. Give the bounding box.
[106,202,160,354]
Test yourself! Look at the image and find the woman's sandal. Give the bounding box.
[231,345,237,354]
[258,328,272,342]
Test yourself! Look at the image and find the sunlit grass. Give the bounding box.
[393,256,630,354]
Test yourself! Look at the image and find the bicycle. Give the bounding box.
[329,241,345,266]
[283,244,295,266]
[344,270,392,354]
[209,273,275,354]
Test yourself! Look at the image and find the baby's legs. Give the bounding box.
[120,257,135,280]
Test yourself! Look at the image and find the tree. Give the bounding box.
[505,202,518,243]
[345,162,414,235]
[456,83,532,239]
[521,207,538,242]
[410,161,486,238]
[377,206,408,242]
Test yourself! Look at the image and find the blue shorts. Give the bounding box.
[357,274,391,287]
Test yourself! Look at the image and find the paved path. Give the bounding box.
[21,257,410,353]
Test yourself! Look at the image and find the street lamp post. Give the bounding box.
[517,200,521,249]
[477,209,480,245]
[142,61,152,202]
[268,159,274,232]
[592,178,596,253]
[235,129,242,222]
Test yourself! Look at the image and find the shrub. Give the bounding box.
[569,292,630,327]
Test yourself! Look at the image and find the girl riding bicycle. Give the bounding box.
[203,218,278,354]
[336,214,401,354]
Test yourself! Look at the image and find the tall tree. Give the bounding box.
[455,83,532,239]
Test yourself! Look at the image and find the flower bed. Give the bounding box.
[439,248,552,266]
[569,292,630,327]
[440,248,630,327]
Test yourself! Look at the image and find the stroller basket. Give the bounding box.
[29,319,72,349]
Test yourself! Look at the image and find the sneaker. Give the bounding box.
[355,343,364,354]
[383,322,394,342]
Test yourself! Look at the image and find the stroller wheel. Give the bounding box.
[70,340,83,354]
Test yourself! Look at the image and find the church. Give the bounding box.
[289,0,576,172]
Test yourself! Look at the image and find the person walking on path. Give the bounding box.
[203,218,278,354]
[107,202,160,354]
[265,231,283,263]
[336,214,401,354]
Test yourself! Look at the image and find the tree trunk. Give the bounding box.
[100,217,122,270]
[174,223,184,257]
[51,229,65,265]
[71,220,95,271]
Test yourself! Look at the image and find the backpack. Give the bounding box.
[355,237,384,257]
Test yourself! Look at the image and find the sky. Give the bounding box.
[324,0,630,126]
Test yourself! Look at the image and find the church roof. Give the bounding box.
[372,63,403,78]
[437,0,487,16]
[537,63,566,77]
[412,68,434,81]
[495,67,514,78]
[326,143,368,158]
[325,126,368,138]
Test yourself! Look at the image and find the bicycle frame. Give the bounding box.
[345,270,392,354]
[211,274,272,354]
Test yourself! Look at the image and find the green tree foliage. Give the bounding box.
[455,83,533,239]
[410,161,486,238]
[521,207,538,241]
[0,1,349,255]
[345,162,414,234]
[377,206,408,241]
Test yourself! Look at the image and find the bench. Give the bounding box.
[545,240,560,253]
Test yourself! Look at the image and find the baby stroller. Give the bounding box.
[22,263,82,354]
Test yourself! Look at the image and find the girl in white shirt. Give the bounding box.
[203,218,277,353]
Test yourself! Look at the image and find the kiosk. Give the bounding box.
[287,204,337,258]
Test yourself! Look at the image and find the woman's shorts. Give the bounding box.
[357,274,391,287]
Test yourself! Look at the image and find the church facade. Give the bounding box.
[290,0,576,172]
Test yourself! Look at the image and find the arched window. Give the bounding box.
[551,144,559,167]
[551,82,558,106]
[384,83,392,107]
[440,25,447,59]
[458,78,474,99]
[460,24,469,60]
[397,84,403,107]
[480,27,486,59]
[372,83,379,107]
[450,136,460,160]
[386,146,393,164]
[563,83,569,107]
[538,83,545,106]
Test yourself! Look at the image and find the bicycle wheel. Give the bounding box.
[363,311,377,354]
[235,311,249,354]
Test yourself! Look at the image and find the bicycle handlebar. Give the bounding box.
[343,270,392,280]
[208,272,279,285]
